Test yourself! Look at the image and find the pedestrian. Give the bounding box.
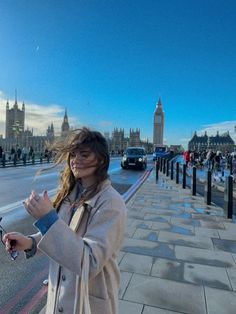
[3,127,126,314]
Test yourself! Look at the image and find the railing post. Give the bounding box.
[13,153,17,166]
[155,160,159,182]
[204,170,212,205]
[182,164,186,189]
[166,160,169,177]
[2,153,6,167]
[159,158,162,172]
[224,176,233,219]
[170,160,174,180]
[176,162,179,184]
[163,159,166,174]
[192,166,196,196]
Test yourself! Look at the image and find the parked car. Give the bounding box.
[121,147,147,169]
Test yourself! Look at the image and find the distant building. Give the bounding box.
[188,131,235,153]
[61,108,70,137]
[111,128,125,153]
[129,128,141,147]
[0,96,70,154]
[153,98,164,147]
[5,97,25,139]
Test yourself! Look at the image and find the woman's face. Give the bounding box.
[69,148,99,185]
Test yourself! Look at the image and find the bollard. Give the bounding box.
[166,160,169,177]
[170,160,174,180]
[182,164,186,189]
[230,160,233,175]
[13,153,17,166]
[224,176,233,219]
[204,170,212,205]
[155,160,159,183]
[163,159,166,174]
[32,153,35,165]
[160,158,163,172]
[192,166,196,196]
[23,155,26,165]
[2,153,6,167]
[176,162,179,184]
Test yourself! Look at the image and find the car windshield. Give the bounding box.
[126,148,145,155]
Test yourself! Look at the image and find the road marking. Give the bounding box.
[0,188,58,214]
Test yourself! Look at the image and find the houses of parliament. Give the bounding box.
[0,96,155,154]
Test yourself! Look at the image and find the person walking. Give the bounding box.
[3,127,126,314]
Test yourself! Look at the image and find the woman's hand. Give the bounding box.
[3,232,33,252]
[24,190,53,219]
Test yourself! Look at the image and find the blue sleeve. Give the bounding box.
[34,210,59,235]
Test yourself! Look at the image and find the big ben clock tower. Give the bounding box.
[153,98,164,146]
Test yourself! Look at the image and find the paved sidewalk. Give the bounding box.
[118,170,236,314]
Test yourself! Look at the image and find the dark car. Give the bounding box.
[121,147,147,169]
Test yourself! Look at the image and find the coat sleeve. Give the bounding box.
[37,193,126,277]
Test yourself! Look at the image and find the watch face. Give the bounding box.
[155,115,161,123]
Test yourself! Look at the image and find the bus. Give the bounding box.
[152,145,169,161]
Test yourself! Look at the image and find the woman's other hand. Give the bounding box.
[24,190,53,219]
[3,232,33,252]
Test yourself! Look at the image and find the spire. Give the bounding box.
[6,100,9,110]
[61,108,70,135]
[22,101,25,111]
[157,97,162,107]
[13,89,18,109]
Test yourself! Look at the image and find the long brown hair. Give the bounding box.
[50,127,110,210]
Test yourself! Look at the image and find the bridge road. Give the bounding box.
[0,156,153,313]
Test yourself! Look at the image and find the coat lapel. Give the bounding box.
[69,205,85,232]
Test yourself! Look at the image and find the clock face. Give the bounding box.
[155,115,161,123]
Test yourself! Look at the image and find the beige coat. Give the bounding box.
[35,179,126,314]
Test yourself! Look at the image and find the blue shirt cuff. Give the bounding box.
[34,210,59,235]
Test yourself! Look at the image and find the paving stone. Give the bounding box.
[175,245,236,267]
[158,230,213,249]
[227,268,236,291]
[143,305,184,313]
[133,228,159,242]
[200,220,225,229]
[123,274,206,314]
[151,221,171,230]
[218,229,236,240]
[118,251,125,264]
[170,217,200,228]
[119,252,153,275]
[151,258,184,282]
[184,262,231,290]
[125,226,137,237]
[212,238,236,253]
[194,227,219,238]
[205,286,236,314]
[122,238,175,259]
[118,300,143,314]
[119,271,133,298]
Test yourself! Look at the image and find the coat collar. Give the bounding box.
[69,179,111,232]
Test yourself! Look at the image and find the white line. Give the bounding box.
[0,188,58,214]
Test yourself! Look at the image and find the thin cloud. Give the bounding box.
[0,93,78,137]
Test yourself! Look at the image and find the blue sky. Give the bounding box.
[0,0,236,148]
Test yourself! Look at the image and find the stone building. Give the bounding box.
[153,98,164,147]
[188,131,235,153]
[61,108,70,137]
[0,98,67,155]
[129,129,141,147]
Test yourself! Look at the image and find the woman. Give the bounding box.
[3,127,126,314]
